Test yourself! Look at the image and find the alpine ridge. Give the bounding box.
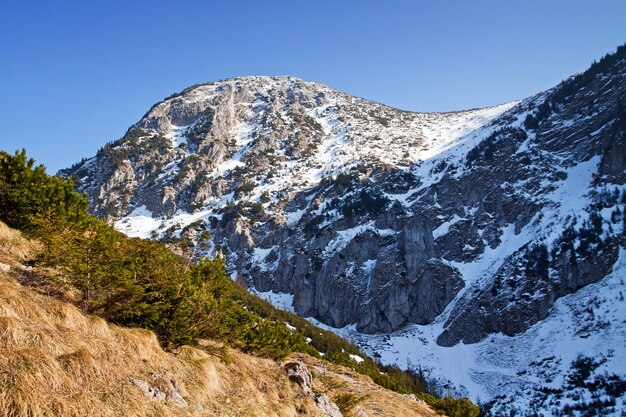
[63,43,626,415]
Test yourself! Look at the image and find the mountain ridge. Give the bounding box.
[147,74,516,117]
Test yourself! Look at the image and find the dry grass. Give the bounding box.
[0,221,38,267]
[0,222,439,416]
[0,270,326,417]
[0,221,322,416]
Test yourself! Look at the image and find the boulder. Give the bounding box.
[284,362,343,417]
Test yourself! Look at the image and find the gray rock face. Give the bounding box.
[250,204,464,333]
[599,129,626,182]
[400,216,437,277]
[62,47,626,347]
[437,239,621,347]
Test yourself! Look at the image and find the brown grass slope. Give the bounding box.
[0,222,438,417]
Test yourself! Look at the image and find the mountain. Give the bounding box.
[62,76,517,333]
[63,43,626,415]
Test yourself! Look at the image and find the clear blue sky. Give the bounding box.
[1,0,625,173]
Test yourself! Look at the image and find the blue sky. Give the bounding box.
[1,0,625,173]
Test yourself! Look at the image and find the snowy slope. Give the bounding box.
[107,80,516,240]
[312,247,625,414]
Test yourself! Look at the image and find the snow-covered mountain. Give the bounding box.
[62,43,626,415]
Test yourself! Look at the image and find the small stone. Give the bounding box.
[131,378,166,402]
[315,393,342,417]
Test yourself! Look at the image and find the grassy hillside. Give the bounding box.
[0,149,479,416]
[0,221,442,416]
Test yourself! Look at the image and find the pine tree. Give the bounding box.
[0,149,88,232]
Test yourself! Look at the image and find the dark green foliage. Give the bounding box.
[551,211,609,264]
[95,128,169,165]
[523,113,538,130]
[525,244,550,281]
[466,128,527,167]
[548,183,624,264]
[180,220,206,237]
[421,394,480,417]
[177,155,200,176]
[615,100,626,132]
[96,142,112,158]
[259,191,271,203]
[241,318,312,359]
[0,149,89,232]
[341,189,390,218]
[551,225,578,265]
[66,157,88,173]
[567,355,601,388]
[334,172,358,193]
[576,213,605,257]
[185,109,215,148]
[520,43,626,139]
[236,181,256,196]
[486,355,625,417]
[37,219,229,346]
[220,201,265,223]
[304,215,325,235]
[550,43,625,110]
[534,99,552,125]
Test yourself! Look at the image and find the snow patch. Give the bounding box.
[253,289,295,313]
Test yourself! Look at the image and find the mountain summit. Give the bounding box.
[63,74,518,333]
[63,44,626,414]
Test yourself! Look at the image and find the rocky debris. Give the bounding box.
[18,264,32,271]
[130,373,188,407]
[163,378,188,407]
[0,263,10,273]
[403,393,427,405]
[131,378,166,402]
[284,361,342,417]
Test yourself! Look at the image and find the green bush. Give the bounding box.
[0,149,89,232]
[236,181,256,196]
